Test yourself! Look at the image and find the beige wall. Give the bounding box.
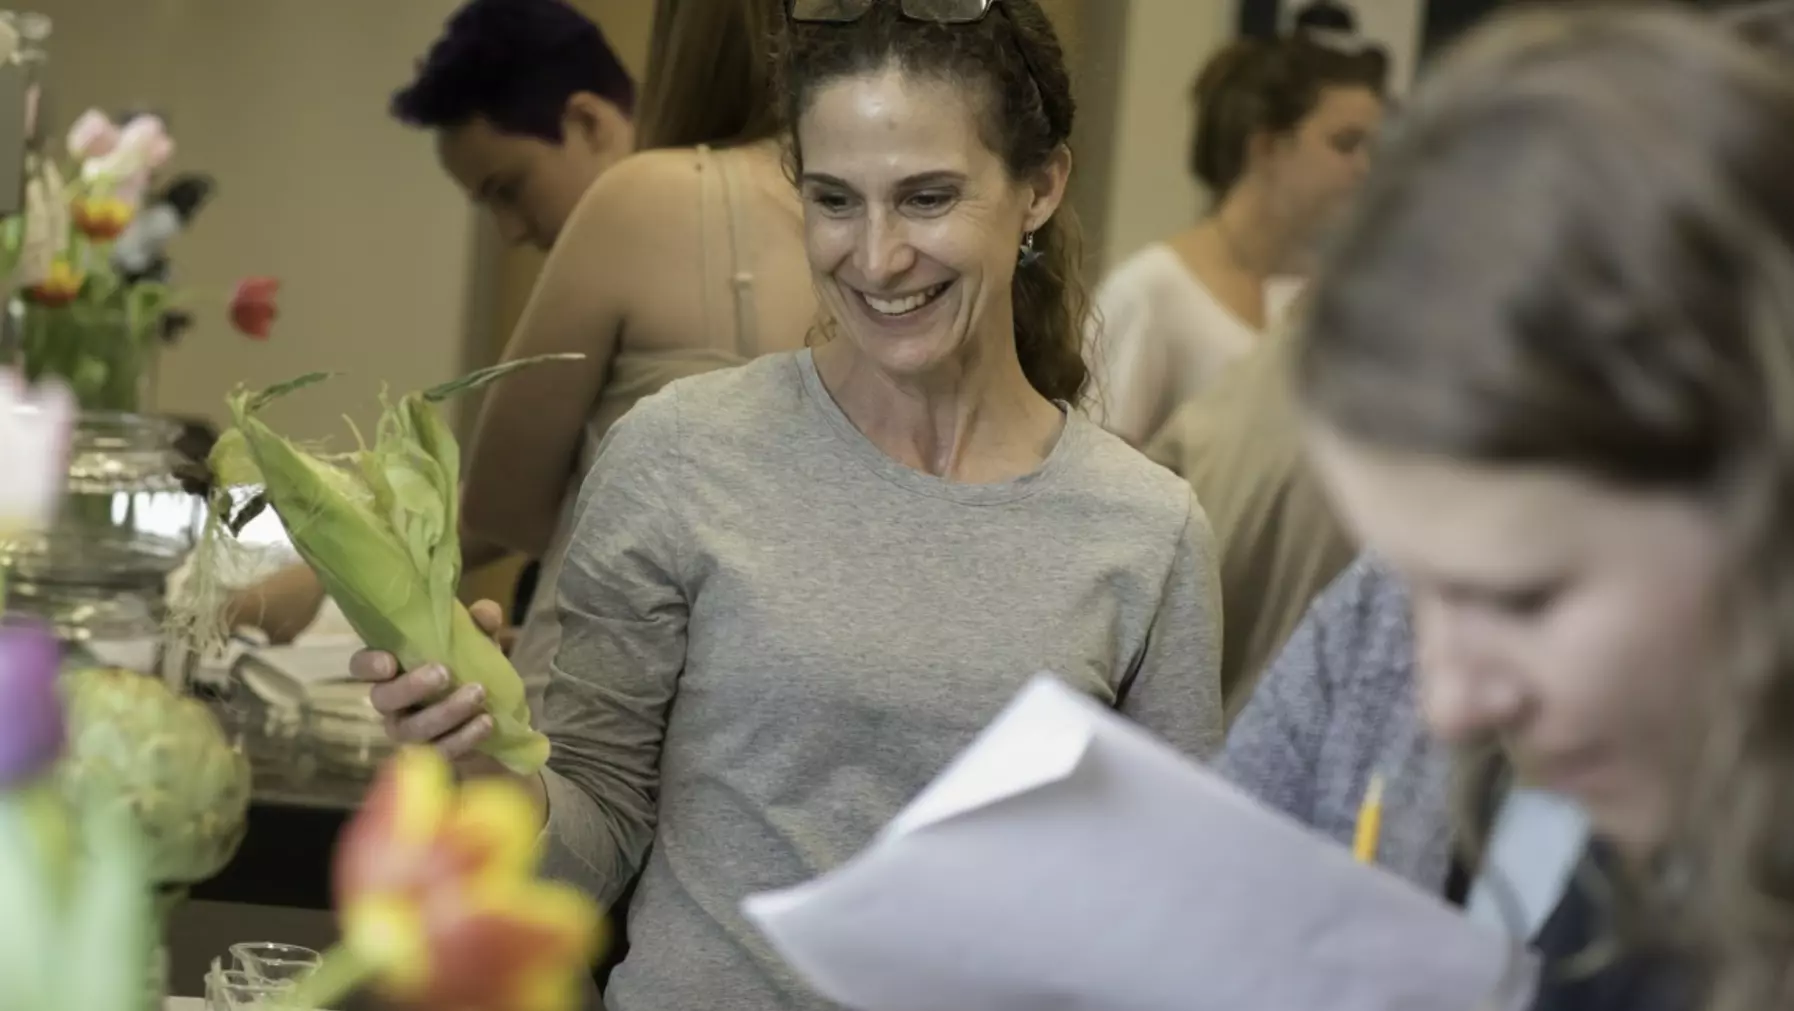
[37,0,482,445]
[1075,0,1235,275]
[38,0,1224,448]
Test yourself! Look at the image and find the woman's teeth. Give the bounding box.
[863,282,949,317]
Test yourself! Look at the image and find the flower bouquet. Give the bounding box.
[0,108,279,413]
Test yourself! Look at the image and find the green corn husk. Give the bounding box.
[171,355,582,775]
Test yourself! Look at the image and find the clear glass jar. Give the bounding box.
[0,410,203,672]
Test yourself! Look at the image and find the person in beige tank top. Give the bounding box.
[224,0,638,643]
[229,1,818,715]
[484,0,818,714]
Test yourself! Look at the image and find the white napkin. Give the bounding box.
[744,674,1536,1011]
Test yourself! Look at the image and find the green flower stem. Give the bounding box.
[14,782,73,896]
[14,300,156,414]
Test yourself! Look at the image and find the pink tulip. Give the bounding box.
[115,115,174,171]
[66,108,119,161]
[81,115,174,195]
[0,370,73,536]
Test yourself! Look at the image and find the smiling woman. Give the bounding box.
[783,0,1092,469]
[347,2,1225,1009]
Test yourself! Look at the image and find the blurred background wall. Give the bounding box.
[34,0,1484,453]
[31,0,485,446]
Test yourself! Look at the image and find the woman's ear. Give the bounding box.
[1245,127,1288,180]
[1023,143,1073,233]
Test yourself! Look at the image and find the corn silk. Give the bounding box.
[169,356,582,775]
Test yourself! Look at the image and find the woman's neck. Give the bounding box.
[812,332,1063,484]
[1207,179,1301,277]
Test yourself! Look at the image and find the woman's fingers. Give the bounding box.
[435,711,497,762]
[365,663,451,719]
[469,599,505,638]
[349,644,498,758]
[384,683,488,746]
[349,648,398,683]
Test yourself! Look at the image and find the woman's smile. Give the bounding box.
[845,279,959,338]
[858,280,953,317]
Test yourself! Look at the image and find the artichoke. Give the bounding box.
[56,667,252,889]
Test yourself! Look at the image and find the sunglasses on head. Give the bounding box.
[788,0,1003,22]
[787,0,1049,121]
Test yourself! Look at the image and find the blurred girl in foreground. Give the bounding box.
[1294,3,1794,1008]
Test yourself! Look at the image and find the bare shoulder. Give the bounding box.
[553,147,711,270]
[581,149,708,219]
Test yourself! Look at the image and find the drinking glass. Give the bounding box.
[229,941,322,985]
[205,968,299,1010]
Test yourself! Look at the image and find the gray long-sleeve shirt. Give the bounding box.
[535,350,1224,1011]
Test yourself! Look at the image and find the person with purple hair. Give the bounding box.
[392,0,638,252]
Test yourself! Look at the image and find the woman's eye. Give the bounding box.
[1494,587,1558,619]
[904,190,955,214]
[809,190,855,215]
[1473,582,1562,620]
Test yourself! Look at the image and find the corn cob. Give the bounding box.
[172,356,581,775]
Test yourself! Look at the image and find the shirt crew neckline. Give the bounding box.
[795,347,1082,506]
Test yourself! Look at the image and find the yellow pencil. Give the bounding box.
[1353,774,1385,864]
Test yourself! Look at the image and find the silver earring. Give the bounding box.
[1018,230,1042,268]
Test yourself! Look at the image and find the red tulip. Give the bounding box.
[291,747,604,1011]
[228,276,279,339]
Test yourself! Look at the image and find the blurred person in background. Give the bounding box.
[1145,323,1354,716]
[228,0,813,725]
[1087,24,1387,445]
[225,0,638,645]
[1132,16,1387,716]
[457,0,816,718]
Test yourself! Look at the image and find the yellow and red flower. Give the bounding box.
[23,261,84,308]
[72,196,134,241]
[319,747,603,1011]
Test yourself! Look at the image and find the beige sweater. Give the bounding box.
[1143,331,1357,719]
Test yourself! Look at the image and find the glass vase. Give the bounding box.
[0,411,202,673]
[3,298,158,414]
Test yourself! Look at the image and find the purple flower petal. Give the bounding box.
[0,618,64,788]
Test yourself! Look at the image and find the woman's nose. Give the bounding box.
[1412,601,1527,746]
[855,209,917,284]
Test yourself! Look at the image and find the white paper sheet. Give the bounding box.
[743,675,1537,1011]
